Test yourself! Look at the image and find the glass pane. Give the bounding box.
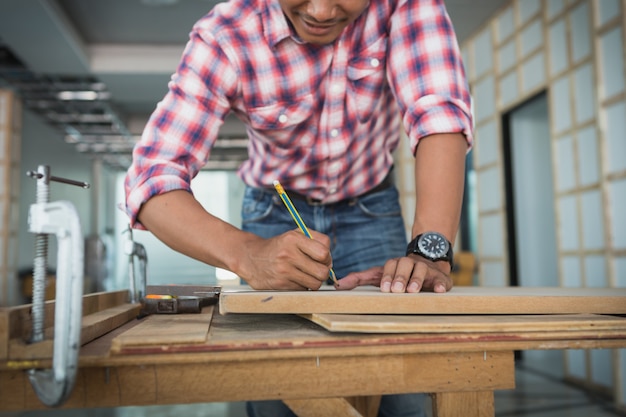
[546,0,567,20]
[556,135,576,192]
[521,20,543,57]
[497,7,515,42]
[480,213,504,257]
[609,178,626,249]
[566,350,587,379]
[519,0,541,25]
[549,19,568,76]
[605,101,626,174]
[476,120,499,166]
[570,2,592,63]
[580,190,605,250]
[474,27,494,78]
[584,255,607,287]
[481,261,507,286]
[522,52,545,93]
[558,195,579,251]
[596,0,621,27]
[500,71,519,107]
[574,63,596,124]
[498,39,517,73]
[562,256,582,287]
[474,75,496,123]
[577,126,600,186]
[590,350,614,387]
[551,76,572,133]
[599,27,625,99]
[478,167,500,212]
[616,257,626,287]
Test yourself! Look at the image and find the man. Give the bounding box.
[125,0,472,415]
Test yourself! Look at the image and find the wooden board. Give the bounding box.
[302,313,626,333]
[219,286,626,315]
[0,290,131,361]
[110,306,213,351]
[7,303,139,361]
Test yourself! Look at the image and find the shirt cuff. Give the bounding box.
[406,95,474,155]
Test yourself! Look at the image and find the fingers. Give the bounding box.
[335,266,384,290]
[380,256,453,293]
[244,230,333,291]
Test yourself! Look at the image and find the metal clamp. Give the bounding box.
[26,165,88,407]
[123,225,147,304]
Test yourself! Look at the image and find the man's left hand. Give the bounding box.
[336,255,453,293]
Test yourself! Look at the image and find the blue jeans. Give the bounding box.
[241,184,427,417]
[241,184,408,279]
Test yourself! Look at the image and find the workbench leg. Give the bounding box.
[346,395,381,417]
[431,391,494,417]
[285,397,364,417]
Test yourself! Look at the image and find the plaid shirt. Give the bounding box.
[125,0,473,227]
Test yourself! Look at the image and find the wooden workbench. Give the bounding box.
[1,287,626,417]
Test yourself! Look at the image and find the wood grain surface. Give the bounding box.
[219,286,626,315]
[302,313,626,333]
[110,305,213,350]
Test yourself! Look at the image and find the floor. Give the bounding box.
[1,362,624,417]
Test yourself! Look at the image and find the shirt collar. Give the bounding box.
[263,1,304,47]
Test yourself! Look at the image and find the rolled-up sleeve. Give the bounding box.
[387,0,473,154]
[124,29,237,228]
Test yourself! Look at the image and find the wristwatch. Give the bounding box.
[406,231,454,269]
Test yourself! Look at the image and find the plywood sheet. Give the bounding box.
[219,286,626,315]
[302,313,626,333]
[110,306,213,350]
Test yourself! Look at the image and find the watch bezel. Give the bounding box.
[406,231,454,268]
[417,232,450,260]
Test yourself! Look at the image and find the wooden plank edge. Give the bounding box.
[7,303,140,361]
[5,290,130,342]
[219,292,626,315]
[301,313,626,334]
[109,306,214,354]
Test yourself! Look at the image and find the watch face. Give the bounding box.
[417,232,449,259]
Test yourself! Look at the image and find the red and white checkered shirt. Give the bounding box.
[125,0,473,227]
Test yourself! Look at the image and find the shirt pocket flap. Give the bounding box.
[247,94,315,130]
[347,36,387,81]
[347,55,386,81]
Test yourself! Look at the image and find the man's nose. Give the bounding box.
[307,0,337,22]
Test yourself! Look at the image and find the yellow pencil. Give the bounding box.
[273,180,338,285]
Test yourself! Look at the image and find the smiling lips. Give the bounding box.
[300,16,342,36]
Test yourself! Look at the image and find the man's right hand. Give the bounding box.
[137,190,332,291]
[238,229,333,290]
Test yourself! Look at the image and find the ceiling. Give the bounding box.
[0,0,508,171]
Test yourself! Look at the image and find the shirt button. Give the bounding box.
[329,187,338,194]
[370,58,380,67]
[330,129,339,137]
[278,114,288,123]
[331,84,342,93]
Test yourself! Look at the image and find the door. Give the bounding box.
[503,92,563,377]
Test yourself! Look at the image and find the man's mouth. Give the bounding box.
[299,16,340,36]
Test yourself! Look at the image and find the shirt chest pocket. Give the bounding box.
[347,37,388,123]
[245,94,316,149]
